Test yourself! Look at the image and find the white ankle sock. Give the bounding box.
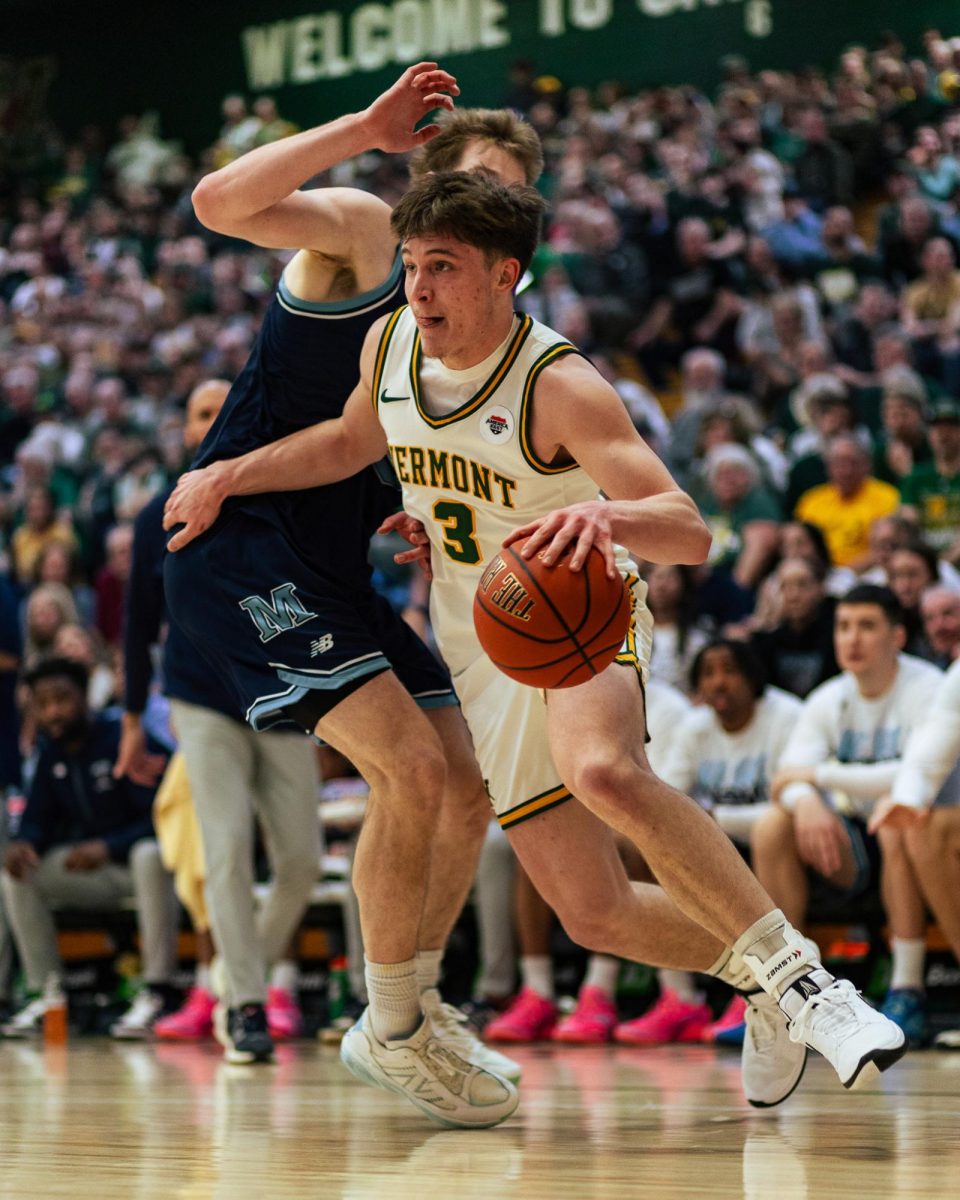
[658,969,704,1005]
[706,947,755,992]
[364,957,421,1042]
[890,938,926,991]
[734,910,831,1001]
[416,948,444,994]
[195,963,212,992]
[582,955,620,998]
[270,960,298,993]
[520,955,554,1001]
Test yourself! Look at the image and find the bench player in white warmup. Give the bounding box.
[166,171,906,1115]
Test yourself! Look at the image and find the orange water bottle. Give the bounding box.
[42,974,68,1044]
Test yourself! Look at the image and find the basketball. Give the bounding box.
[473,537,631,689]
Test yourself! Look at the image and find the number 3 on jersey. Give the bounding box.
[433,499,482,564]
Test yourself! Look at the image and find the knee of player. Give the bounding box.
[554,895,615,954]
[560,914,612,955]
[380,739,447,809]
[567,752,640,818]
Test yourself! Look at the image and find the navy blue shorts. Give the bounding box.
[164,513,456,732]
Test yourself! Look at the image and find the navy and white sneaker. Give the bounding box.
[215,1002,275,1064]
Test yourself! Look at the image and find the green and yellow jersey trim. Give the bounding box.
[371,305,407,413]
[409,313,534,428]
[518,344,583,474]
[497,783,572,830]
[613,573,644,681]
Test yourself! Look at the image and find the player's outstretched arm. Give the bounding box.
[504,357,712,573]
[191,63,458,253]
[163,323,389,551]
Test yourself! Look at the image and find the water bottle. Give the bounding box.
[43,974,68,1045]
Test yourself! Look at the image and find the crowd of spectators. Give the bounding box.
[5,27,960,1041]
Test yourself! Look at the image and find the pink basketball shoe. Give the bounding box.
[613,990,711,1045]
[552,986,618,1044]
[484,987,557,1043]
[266,986,304,1040]
[153,987,216,1041]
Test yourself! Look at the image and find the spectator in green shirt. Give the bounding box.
[698,444,782,591]
[899,395,960,562]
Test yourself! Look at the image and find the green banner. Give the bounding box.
[6,0,960,152]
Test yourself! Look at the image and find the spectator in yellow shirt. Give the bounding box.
[794,433,900,568]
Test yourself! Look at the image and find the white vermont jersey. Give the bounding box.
[373,307,645,676]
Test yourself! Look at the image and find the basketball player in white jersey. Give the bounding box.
[166,171,906,1108]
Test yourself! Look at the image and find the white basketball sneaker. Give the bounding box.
[783,976,906,1089]
[420,988,522,1084]
[741,988,807,1108]
[340,1007,519,1129]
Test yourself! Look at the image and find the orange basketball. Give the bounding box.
[473,537,631,689]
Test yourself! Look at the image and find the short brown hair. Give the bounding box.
[391,171,545,277]
[409,108,544,185]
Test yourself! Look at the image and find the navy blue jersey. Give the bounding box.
[193,258,405,584]
[125,489,243,721]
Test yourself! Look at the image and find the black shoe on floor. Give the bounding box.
[215,1002,275,1064]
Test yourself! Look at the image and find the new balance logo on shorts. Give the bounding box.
[310,634,334,657]
[239,583,317,643]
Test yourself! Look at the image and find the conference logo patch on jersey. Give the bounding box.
[480,406,514,445]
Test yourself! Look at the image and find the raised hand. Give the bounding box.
[360,62,459,153]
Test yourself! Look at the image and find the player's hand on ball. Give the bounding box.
[378,511,433,581]
[504,502,618,579]
[163,466,228,551]
[361,62,459,153]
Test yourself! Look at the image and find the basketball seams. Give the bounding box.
[473,540,631,687]
[579,585,632,654]
[506,547,594,674]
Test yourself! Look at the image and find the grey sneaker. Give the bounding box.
[742,989,807,1108]
[784,977,906,1089]
[340,1006,518,1129]
[420,988,522,1084]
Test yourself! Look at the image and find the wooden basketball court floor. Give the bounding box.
[0,1041,958,1198]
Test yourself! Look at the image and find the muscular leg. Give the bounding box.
[415,706,490,955]
[547,668,774,946]
[315,671,445,965]
[507,800,725,971]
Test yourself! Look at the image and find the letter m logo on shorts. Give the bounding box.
[239,583,318,643]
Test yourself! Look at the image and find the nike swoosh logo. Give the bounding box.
[380,390,409,404]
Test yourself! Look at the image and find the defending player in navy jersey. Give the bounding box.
[164,66,549,1126]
